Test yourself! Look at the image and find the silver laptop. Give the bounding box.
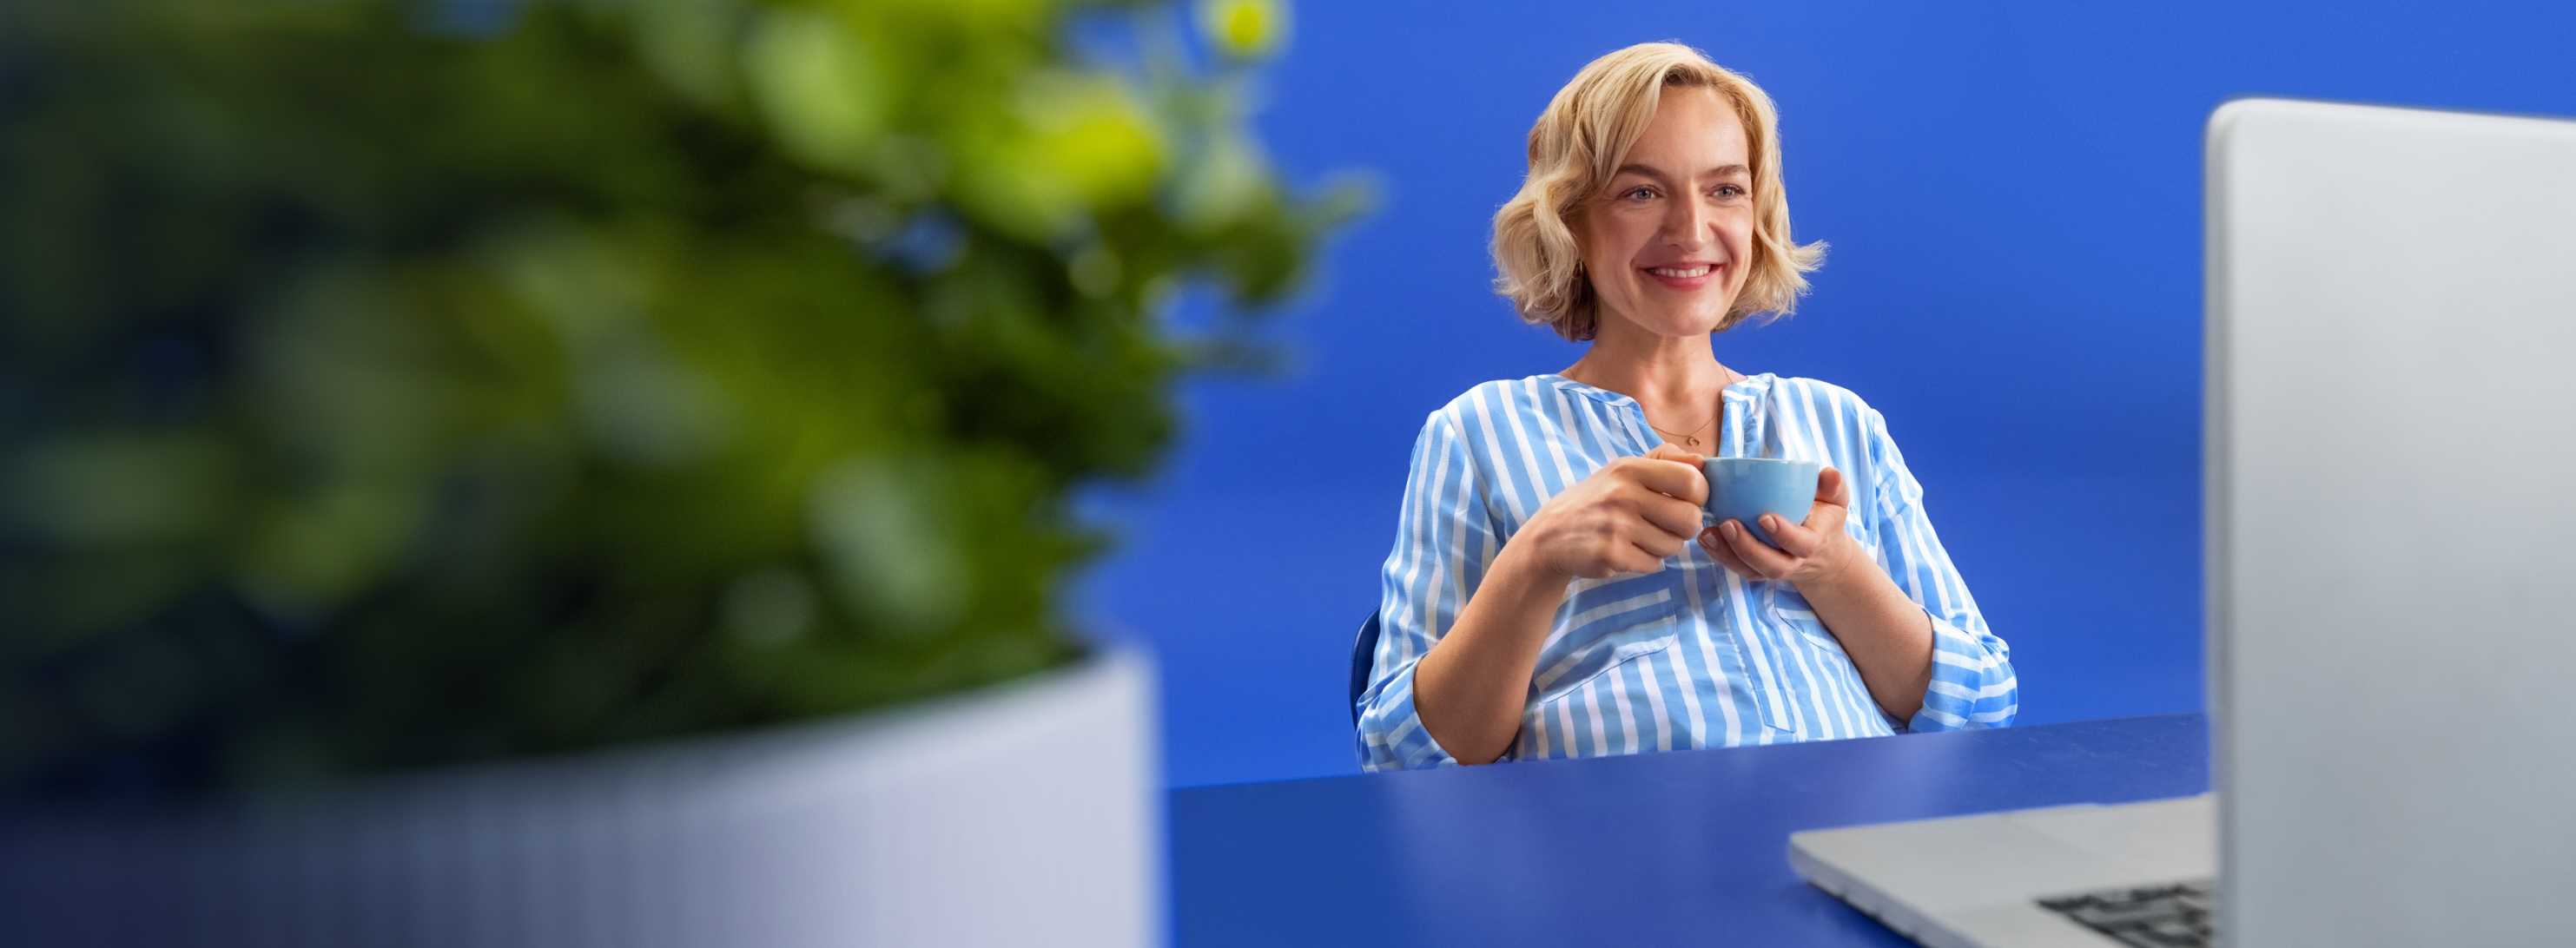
[1788,98,2576,947]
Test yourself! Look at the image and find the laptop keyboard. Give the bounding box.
[2036,879,2215,947]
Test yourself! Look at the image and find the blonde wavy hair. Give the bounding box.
[1492,42,1826,341]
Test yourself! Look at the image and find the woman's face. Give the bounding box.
[1578,87,1756,339]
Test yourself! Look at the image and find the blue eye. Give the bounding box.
[1714,184,1747,199]
[1623,186,1659,201]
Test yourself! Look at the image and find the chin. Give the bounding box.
[1634,307,1730,338]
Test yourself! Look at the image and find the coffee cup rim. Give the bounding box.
[1701,457,1821,467]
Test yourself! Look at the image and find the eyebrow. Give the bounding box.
[1612,163,1750,182]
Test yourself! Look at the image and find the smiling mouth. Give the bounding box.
[1642,263,1721,288]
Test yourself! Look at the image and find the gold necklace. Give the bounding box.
[1642,369,1738,450]
[1647,411,1715,449]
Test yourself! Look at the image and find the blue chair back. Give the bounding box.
[1347,610,1381,727]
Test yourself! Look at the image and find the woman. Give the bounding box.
[1355,42,2016,770]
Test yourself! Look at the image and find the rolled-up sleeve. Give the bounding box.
[1863,409,2018,732]
[1355,412,1500,772]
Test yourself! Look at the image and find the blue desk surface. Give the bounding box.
[1169,714,2209,946]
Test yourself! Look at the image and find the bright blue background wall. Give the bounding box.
[1074,0,2574,788]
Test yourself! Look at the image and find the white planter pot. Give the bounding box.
[1,645,1161,948]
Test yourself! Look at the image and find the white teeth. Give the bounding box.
[1648,265,1713,278]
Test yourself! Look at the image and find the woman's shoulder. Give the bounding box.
[1418,374,1584,430]
[1760,373,1886,427]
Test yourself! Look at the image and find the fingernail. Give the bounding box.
[1721,521,1738,537]
[1761,515,1779,530]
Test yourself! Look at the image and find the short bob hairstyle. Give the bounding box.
[1492,42,1826,341]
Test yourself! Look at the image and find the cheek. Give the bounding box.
[1580,227,1639,288]
[1724,217,1756,255]
[1723,223,1758,279]
[1581,218,1634,267]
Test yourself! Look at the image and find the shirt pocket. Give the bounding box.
[1525,584,1679,708]
[1518,586,1680,760]
[1766,585,1845,654]
[1763,584,1896,734]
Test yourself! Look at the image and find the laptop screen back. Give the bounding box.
[2205,98,2576,946]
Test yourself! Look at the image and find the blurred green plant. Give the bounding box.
[0,0,1356,796]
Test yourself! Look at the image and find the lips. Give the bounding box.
[1641,262,1721,289]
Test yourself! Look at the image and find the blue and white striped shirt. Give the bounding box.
[1356,372,2017,771]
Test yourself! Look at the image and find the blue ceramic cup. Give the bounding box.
[1701,458,1823,550]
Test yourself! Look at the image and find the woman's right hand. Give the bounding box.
[1513,444,1709,581]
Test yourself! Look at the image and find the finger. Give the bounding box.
[1630,489,1704,540]
[1820,466,1853,508]
[1608,543,1666,576]
[1721,519,1796,578]
[1624,456,1709,504]
[1631,525,1690,559]
[1814,467,1845,506]
[1800,497,1846,537]
[1698,527,1757,578]
[1628,510,1689,556]
[1644,443,1707,466]
[1760,512,1826,558]
[1628,515,1689,558]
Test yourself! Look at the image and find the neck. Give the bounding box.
[1559,314,1737,414]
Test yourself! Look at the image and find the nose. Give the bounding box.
[1660,191,1714,251]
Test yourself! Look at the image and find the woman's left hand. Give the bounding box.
[1699,466,1865,589]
